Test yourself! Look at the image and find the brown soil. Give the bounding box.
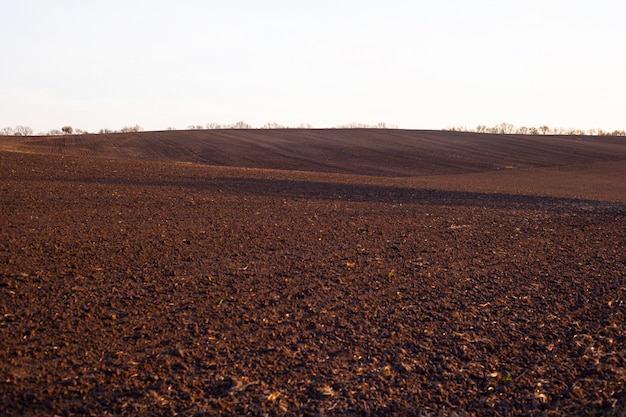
[1,130,625,416]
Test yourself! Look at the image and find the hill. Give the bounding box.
[1,129,625,176]
[2,129,625,202]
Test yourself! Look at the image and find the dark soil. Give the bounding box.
[1,130,625,416]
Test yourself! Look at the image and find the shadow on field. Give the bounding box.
[74,175,626,215]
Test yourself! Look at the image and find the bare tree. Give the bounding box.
[230,121,251,129]
[1,127,14,135]
[261,122,286,129]
[566,128,585,136]
[120,125,143,133]
[14,125,33,136]
[539,126,551,135]
[499,123,515,134]
[61,126,74,134]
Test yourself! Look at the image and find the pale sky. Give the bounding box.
[2,0,625,133]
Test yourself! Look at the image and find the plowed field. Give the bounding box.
[1,130,625,416]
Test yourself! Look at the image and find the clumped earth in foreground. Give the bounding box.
[1,130,625,416]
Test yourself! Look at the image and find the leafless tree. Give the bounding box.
[120,125,143,133]
[261,122,286,129]
[499,123,515,134]
[13,125,33,136]
[230,121,251,129]
[539,126,551,135]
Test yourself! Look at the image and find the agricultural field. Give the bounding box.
[1,129,625,416]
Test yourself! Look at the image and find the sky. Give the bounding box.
[1,0,625,133]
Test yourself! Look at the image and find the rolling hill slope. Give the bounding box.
[3,129,626,177]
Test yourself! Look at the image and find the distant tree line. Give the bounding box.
[3,121,625,136]
[445,123,626,136]
[0,124,144,136]
[185,121,316,130]
[101,125,144,134]
[183,121,396,130]
[1,125,34,136]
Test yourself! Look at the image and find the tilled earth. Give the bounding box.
[1,132,625,416]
